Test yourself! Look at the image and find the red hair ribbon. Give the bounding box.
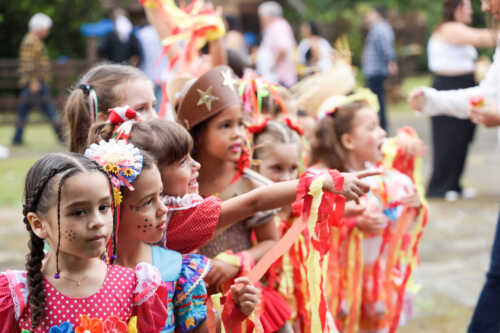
[107,106,139,125]
[247,118,270,135]
[285,117,304,136]
[107,106,141,143]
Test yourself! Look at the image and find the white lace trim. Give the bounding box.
[133,262,162,306]
[162,193,204,211]
[5,270,28,320]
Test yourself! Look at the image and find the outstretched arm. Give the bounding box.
[216,169,380,235]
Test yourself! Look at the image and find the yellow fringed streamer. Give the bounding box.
[211,293,225,333]
[127,316,137,333]
[306,175,327,332]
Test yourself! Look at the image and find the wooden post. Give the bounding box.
[86,37,98,66]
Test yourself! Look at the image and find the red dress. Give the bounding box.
[162,194,221,254]
[0,263,169,333]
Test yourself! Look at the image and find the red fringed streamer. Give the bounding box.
[231,148,250,184]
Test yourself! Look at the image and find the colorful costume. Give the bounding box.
[151,246,210,333]
[334,167,427,333]
[0,263,169,332]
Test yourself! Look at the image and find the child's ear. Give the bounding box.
[26,212,49,239]
[341,133,355,151]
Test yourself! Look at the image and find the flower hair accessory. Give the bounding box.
[107,106,141,143]
[85,140,144,261]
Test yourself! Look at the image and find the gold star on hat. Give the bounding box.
[197,86,219,111]
[221,69,237,92]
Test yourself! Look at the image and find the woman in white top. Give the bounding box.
[426,0,495,200]
[298,22,334,73]
[409,1,500,332]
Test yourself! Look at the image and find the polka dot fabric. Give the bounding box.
[18,265,135,332]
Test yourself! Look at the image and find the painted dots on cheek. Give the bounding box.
[137,218,153,233]
[64,230,76,242]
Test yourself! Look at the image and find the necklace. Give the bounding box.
[58,274,89,286]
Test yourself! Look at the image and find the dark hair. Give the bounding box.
[442,0,464,22]
[374,6,388,19]
[309,21,322,36]
[88,119,192,167]
[64,63,150,154]
[310,100,370,171]
[23,152,113,328]
[227,49,251,77]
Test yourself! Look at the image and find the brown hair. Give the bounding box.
[442,0,464,22]
[88,119,193,168]
[64,63,150,154]
[310,100,370,171]
[23,153,113,328]
[253,120,302,160]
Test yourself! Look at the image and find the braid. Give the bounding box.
[54,170,78,278]
[23,168,60,328]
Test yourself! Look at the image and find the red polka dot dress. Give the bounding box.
[0,263,170,332]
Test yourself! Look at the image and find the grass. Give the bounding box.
[0,123,64,206]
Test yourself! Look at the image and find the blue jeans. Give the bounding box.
[367,75,388,131]
[12,82,62,144]
[468,210,500,332]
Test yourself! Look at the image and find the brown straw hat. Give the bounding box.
[176,65,240,129]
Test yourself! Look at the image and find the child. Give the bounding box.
[174,65,376,332]
[86,120,261,332]
[64,63,158,153]
[0,153,168,332]
[311,100,426,333]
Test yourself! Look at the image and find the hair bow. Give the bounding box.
[285,117,304,136]
[247,118,270,135]
[107,106,140,143]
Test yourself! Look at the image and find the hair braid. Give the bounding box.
[23,168,60,328]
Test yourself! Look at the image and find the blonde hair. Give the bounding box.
[64,63,150,153]
[253,121,302,160]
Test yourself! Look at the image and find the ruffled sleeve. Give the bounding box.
[174,254,211,333]
[166,196,222,253]
[0,271,24,333]
[133,262,171,333]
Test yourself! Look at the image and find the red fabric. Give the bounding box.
[166,196,221,253]
[247,118,271,134]
[0,275,18,333]
[134,281,170,332]
[260,286,292,332]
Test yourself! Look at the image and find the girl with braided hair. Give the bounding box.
[0,153,169,332]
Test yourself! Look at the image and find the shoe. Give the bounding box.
[444,191,459,202]
[462,187,477,199]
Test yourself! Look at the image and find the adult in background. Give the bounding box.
[298,21,334,73]
[99,8,142,67]
[426,0,496,200]
[407,1,500,331]
[137,23,168,112]
[12,13,63,146]
[257,1,297,87]
[362,6,398,131]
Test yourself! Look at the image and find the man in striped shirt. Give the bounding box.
[13,13,63,145]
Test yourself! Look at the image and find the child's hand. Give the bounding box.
[231,277,261,317]
[395,132,426,158]
[470,104,500,128]
[355,212,388,234]
[335,169,381,203]
[205,259,240,293]
[401,190,422,208]
[344,201,366,219]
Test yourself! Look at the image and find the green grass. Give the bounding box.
[0,123,64,206]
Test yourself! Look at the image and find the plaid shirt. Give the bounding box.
[362,21,396,77]
[18,32,51,87]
